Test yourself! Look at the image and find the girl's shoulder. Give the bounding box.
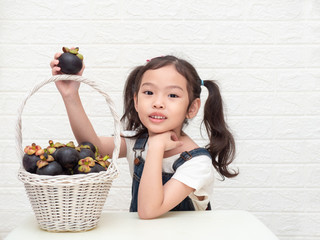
[181,133,200,149]
[121,130,137,137]
[121,130,137,152]
[181,147,211,160]
[164,133,201,158]
[177,133,201,154]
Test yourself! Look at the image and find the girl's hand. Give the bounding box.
[50,51,85,76]
[55,80,81,98]
[148,131,182,153]
[50,52,63,76]
[50,51,85,98]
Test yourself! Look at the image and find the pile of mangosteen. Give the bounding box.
[23,140,110,176]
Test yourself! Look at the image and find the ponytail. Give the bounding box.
[121,66,144,131]
[202,80,238,179]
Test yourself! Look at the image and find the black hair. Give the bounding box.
[121,55,238,179]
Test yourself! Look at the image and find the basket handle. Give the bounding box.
[15,75,121,171]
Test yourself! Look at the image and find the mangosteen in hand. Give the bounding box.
[58,47,83,74]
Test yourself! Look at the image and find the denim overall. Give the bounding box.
[129,133,212,212]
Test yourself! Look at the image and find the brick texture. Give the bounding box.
[1,0,319,239]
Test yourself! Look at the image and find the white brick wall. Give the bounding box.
[1,0,319,239]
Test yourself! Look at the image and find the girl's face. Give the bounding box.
[134,65,199,137]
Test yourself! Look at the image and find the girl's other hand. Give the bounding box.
[148,131,183,152]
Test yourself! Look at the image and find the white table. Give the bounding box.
[5,210,278,240]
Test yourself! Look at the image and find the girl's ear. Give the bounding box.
[186,98,201,119]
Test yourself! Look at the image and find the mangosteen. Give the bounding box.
[23,143,43,173]
[36,161,63,176]
[58,47,83,74]
[46,140,64,160]
[79,141,96,154]
[73,164,89,174]
[62,168,73,175]
[55,146,80,169]
[73,157,95,174]
[95,154,110,170]
[79,148,95,159]
[23,154,41,173]
[90,163,106,173]
[46,148,57,160]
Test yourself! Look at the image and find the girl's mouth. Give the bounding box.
[150,115,166,119]
[149,113,167,122]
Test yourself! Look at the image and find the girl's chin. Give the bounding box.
[147,129,167,135]
[147,128,182,136]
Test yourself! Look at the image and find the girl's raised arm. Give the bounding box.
[50,53,127,158]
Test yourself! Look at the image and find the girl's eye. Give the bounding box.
[143,91,153,95]
[169,94,178,98]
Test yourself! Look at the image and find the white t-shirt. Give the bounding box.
[123,131,215,210]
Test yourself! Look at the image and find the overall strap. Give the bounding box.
[172,148,211,171]
[133,133,149,159]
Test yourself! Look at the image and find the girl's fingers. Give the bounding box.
[52,66,61,75]
[50,59,59,68]
[50,52,61,69]
[170,131,179,142]
[54,52,62,59]
[77,63,85,76]
[168,131,183,149]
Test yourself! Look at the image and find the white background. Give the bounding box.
[0,1,319,239]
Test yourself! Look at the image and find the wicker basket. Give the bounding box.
[16,75,121,232]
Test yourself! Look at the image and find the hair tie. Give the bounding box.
[201,80,204,86]
[146,56,164,62]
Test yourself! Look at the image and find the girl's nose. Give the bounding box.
[153,98,165,109]
[153,103,164,109]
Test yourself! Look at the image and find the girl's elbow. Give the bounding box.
[137,208,160,219]
[138,212,153,220]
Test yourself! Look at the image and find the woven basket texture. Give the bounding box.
[16,75,120,232]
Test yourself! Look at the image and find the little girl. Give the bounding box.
[50,54,238,219]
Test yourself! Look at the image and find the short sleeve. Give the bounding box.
[122,130,137,177]
[172,155,215,197]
